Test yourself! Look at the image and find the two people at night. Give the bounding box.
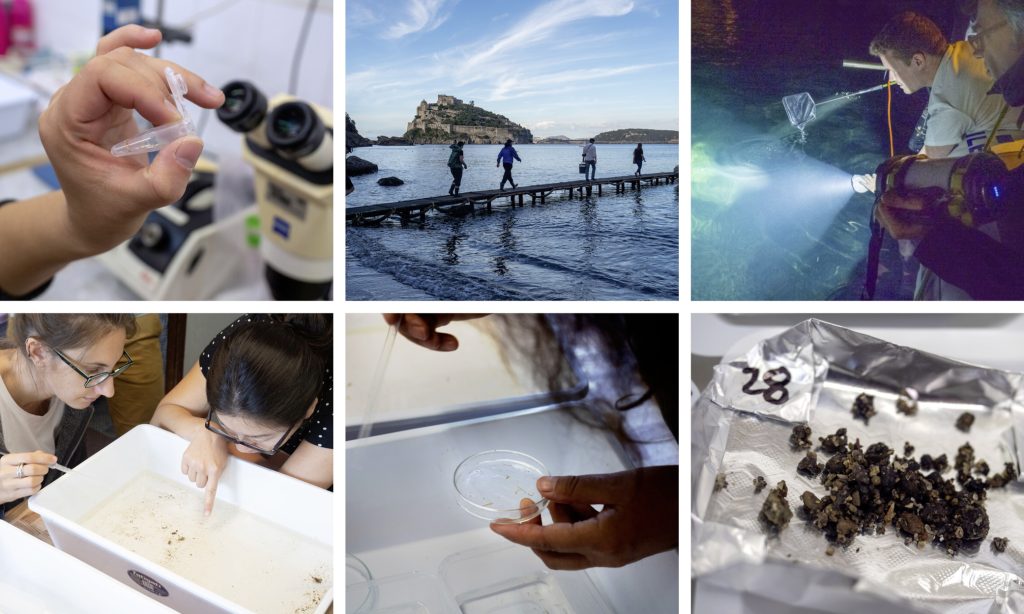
[861,1,1024,299]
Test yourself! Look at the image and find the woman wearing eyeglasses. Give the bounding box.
[151,314,332,516]
[0,314,135,511]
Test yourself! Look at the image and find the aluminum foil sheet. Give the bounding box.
[693,319,1024,614]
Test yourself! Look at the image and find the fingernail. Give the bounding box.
[203,82,223,99]
[144,27,161,35]
[440,337,457,351]
[174,139,203,170]
[538,477,554,492]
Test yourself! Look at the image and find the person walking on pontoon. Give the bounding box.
[582,138,597,181]
[633,143,646,176]
[497,139,521,191]
[448,141,468,196]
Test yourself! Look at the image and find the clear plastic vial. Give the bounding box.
[111,67,196,157]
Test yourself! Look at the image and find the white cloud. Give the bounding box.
[348,3,380,28]
[489,63,668,100]
[383,0,454,40]
[462,0,634,70]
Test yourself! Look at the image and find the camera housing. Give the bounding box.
[875,152,1018,227]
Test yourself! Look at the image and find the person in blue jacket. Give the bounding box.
[496,139,522,190]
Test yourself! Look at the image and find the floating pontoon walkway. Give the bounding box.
[346,171,678,225]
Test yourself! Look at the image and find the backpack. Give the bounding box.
[448,147,462,167]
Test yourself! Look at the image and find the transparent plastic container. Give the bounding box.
[346,571,455,614]
[453,450,549,524]
[111,67,196,157]
[439,543,614,614]
[346,554,373,612]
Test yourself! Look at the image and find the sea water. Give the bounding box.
[347,143,679,300]
[79,472,332,614]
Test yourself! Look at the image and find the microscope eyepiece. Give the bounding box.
[267,101,325,159]
[218,80,268,133]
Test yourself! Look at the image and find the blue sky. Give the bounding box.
[346,0,678,139]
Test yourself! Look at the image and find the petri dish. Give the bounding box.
[346,553,375,612]
[453,450,549,524]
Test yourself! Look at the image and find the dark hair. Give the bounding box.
[206,314,332,428]
[636,143,643,149]
[589,138,595,143]
[5,314,137,354]
[504,139,513,147]
[457,140,465,146]
[870,11,947,64]
[488,314,678,443]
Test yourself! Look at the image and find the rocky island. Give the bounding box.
[403,94,533,145]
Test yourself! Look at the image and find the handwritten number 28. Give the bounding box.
[741,366,791,405]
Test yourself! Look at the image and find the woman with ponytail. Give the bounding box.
[152,314,332,515]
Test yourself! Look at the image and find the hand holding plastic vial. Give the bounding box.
[36,25,225,257]
[110,67,196,157]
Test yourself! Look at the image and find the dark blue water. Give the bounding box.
[346,144,679,300]
[691,0,965,300]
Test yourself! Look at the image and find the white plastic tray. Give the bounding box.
[0,519,175,613]
[29,425,333,614]
[347,405,679,613]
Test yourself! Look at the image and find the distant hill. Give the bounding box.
[593,128,678,144]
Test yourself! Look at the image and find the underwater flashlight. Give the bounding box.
[875,152,1018,227]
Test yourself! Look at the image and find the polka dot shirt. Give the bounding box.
[198,314,333,453]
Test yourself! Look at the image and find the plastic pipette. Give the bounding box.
[110,67,196,157]
[0,448,73,474]
[356,315,402,439]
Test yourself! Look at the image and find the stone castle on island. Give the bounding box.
[404,94,533,145]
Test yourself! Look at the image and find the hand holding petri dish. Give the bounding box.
[454,450,549,524]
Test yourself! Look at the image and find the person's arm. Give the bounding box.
[920,143,956,158]
[876,188,1024,299]
[0,191,88,296]
[0,25,223,295]
[280,441,333,489]
[151,362,229,515]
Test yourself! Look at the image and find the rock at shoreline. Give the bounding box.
[376,136,413,146]
[346,113,373,150]
[377,176,404,186]
[346,156,378,176]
